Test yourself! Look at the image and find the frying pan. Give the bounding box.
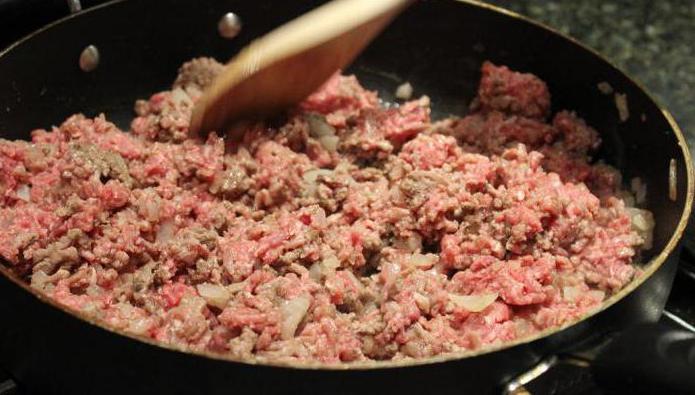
[0,0,693,394]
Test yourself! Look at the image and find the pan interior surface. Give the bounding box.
[0,0,692,374]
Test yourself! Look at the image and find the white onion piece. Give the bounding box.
[413,292,431,313]
[343,270,364,290]
[318,135,339,152]
[627,207,655,250]
[395,82,413,100]
[588,290,606,302]
[406,234,423,252]
[139,192,161,222]
[514,318,533,337]
[171,87,192,106]
[227,281,247,294]
[393,233,423,252]
[381,261,401,287]
[303,169,333,195]
[322,255,340,272]
[30,271,50,290]
[30,269,69,291]
[449,292,498,313]
[280,295,311,340]
[562,286,581,302]
[309,256,340,282]
[303,169,333,184]
[407,253,437,269]
[309,262,322,282]
[196,283,231,309]
[307,114,336,138]
[156,219,175,244]
[128,317,153,336]
[16,184,31,202]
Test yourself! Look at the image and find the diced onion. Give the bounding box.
[318,135,339,152]
[395,82,413,100]
[588,290,606,302]
[449,292,498,313]
[303,169,333,195]
[322,255,340,272]
[280,295,311,340]
[128,317,153,336]
[626,207,655,250]
[156,219,175,244]
[562,286,581,302]
[171,87,192,106]
[307,114,336,138]
[343,270,363,290]
[514,318,533,337]
[227,281,247,294]
[401,341,421,358]
[393,233,423,252]
[413,292,431,313]
[381,262,401,286]
[307,114,341,152]
[407,253,437,269]
[309,256,340,282]
[30,271,50,290]
[303,169,333,184]
[309,263,322,282]
[629,209,652,232]
[16,184,31,202]
[139,192,161,221]
[196,283,231,309]
[30,268,69,291]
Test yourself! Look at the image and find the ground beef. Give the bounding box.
[0,59,651,364]
[474,61,551,120]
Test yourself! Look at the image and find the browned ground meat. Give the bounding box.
[0,58,653,364]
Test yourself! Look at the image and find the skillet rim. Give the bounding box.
[0,0,692,371]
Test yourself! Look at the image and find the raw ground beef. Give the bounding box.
[0,58,655,364]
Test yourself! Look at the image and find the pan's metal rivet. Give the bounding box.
[67,0,82,13]
[79,45,100,72]
[218,12,242,39]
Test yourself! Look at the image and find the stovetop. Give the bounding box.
[1,1,694,394]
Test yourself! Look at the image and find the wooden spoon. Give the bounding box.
[189,0,413,140]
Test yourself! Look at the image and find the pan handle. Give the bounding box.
[504,322,695,394]
[591,322,695,394]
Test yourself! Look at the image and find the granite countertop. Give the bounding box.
[487,0,695,151]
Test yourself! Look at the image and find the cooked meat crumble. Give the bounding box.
[0,58,654,363]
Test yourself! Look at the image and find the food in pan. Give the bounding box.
[0,58,654,363]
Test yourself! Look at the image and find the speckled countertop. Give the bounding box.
[487,0,695,151]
